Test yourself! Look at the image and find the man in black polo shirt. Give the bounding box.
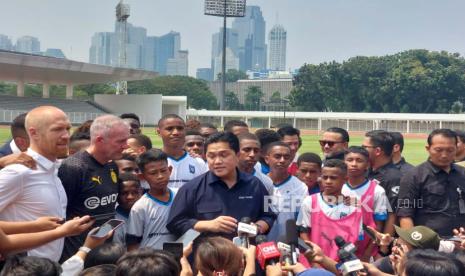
[397,129,465,237]
[363,130,401,235]
[58,115,130,261]
[166,132,276,239]
[390,132,415,175]
[319,127,349,161]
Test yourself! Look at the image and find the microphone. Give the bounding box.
[285,219,299,264]
[255,235,281,270]
[335,236,364,276]
[237,217,257,248]
[277,236,293,276]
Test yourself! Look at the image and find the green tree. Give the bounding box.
[244,86,264,111]
[127,76,218,109]
[450,101,463,114]
[270,91,282,103]
[224,91,243,110]
[217,69,248,82]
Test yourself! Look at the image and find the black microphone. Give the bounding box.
[335,236,364,276]
[285,219,299,264]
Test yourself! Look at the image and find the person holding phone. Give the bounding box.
[126,149,176,250]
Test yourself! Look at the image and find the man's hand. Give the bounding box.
[303,240,325,263]
[83,226,114,250]
[265,263,284,276]
[0,153,36,169]
[34,216,63,231]
[57,216,94,237]
[207,216,238,233]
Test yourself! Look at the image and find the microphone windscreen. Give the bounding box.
[255,235,268,245]
[335,236,345,248]
[285,219,298,245]
[241,217,252,224]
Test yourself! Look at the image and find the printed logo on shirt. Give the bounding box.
[84,194,118,209]
[91,176,102,185]
[189,164,195,174]
[110,169,118,184]
[238,196,253,200]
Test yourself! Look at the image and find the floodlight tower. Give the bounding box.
[116,0,130,95]
[204,0,246,110]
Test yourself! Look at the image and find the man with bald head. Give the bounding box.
[0,106,71,261]
[58,114,130,261]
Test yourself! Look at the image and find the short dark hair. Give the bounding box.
[427,129,457,146]
[119,172,141,184]
[70,131,90,142]
[255,129,281,150]
[186,129,202,136]
[390,132,405,152]
[1,255,62,276]
[157,114,184,127]
[116,248,180,276]
[323,159,347,175]
[365,130,394,156]
[136,149,168,173]
[224,120,248,132]
[237,132,259,144]
[404,249,465,276]
[205,131,240,153]
[345,146,369,161]
[265,141,291,154]
[199,122,217,130]
[326,127,349,143]
[11,113,27,138]
[129,134,152,150]
[277,126,300,138]
[297,152,322,167]
[456,130,465,144]
[79,264,116,276]
[84,242,126,268]
[120,113,140,124]
[119,154,136,162]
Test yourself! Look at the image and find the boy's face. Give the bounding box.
[206,141,239,179]
[115,159,139,175]
[123,138,145,157]
[344,152,369,178]
[184,135,205,156]
[238,139,260,171]
[141,161,172,190]
[281,135,300,161]
[296,162,321,188]
[157,118,185,148]
[321,167,347,195]
[118,181,143,210]
[265,145,291,175]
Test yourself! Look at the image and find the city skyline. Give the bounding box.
[2,0,465,76]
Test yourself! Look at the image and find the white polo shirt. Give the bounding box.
[167,152,207,190]
[0,148,67,261]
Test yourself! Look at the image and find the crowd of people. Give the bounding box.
[0,106,465,276]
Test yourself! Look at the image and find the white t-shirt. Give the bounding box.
[167,152,207,190]
[341,180,388,221]
[253,169,274,196]
[296,193,363,238]
[127,190,176,249]
[267,175,308,241]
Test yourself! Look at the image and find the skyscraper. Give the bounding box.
[167,50,188,76]
[213,48,239,80]
[0,34,13,51]
[232,6,267,71]
[89,32,116,65]
[156,31,180,75]
[268,24,287,71]
[15,36,40,54]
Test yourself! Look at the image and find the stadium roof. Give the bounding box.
[0,50,157,85]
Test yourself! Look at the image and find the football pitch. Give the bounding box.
[0,127,429,165]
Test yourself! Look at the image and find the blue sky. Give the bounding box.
[2,0,465,76]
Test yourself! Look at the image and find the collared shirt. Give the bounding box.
[397,160,465,236]
[166,170,276,239]
[9,139,21,154]
[324,151,345,161]
[394,157,415,176]
[167,151,207,191]
[368,162,401,212]
[0,148,67,261]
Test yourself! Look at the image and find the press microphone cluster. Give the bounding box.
[335,236,365,276]
[255,235,281,270]
[236,217,258,248]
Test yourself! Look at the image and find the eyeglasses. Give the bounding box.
[319,140,344,147]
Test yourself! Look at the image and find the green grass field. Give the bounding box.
[0,127,429,165]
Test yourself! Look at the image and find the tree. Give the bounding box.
[269,91,282,103]
[244,86,264,111]
[224,91,243,110]
[217,69,248,82]
[127,76,218,110]
[450,101,463,114]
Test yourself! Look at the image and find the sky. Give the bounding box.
[2,0,465,76]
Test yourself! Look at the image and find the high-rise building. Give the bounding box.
[196,68,213,81]
[167,50,188,76]
[232,6,267,71]
[268,24,287,71]
[213,48,239,80]
[15,36,40,54]
[211,28,239,79]
[0,34,13,51]
[156,31,181,75]
[44,48,66,59]
[89,32,116,66]
[144,36,158,72]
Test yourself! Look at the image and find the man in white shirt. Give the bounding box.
[0,106,71,261]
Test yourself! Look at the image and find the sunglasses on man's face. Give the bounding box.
[319,140,343,147]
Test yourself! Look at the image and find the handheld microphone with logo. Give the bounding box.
[285,219,299,264]
[335,236,365,276]
[255,235,281,270]
[237,217,257,248]
[277,236,293,276]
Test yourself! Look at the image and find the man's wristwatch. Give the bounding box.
[78,246,91,254]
